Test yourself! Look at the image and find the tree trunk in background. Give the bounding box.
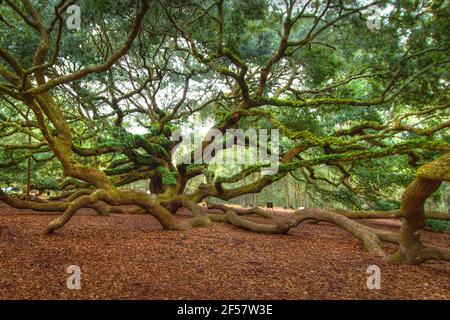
[297,184,302,208]
[447,192,450,214]
[26,132,32,201]
[285,177,290,208]
[149,175,164,194]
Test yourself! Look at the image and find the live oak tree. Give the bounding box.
[0,0,449,264]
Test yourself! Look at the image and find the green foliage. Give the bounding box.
[104,128,136,149]
[156,167,178,186]
[427,219,450,234]
[301,47,344,87]
[0,0,449,216]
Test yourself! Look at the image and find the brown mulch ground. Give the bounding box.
[0,202,449,300]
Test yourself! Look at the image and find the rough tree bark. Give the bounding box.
[390,153,450,264]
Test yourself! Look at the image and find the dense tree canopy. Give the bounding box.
[0,0,449,265]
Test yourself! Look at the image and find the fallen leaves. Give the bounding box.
[0,203,449,299]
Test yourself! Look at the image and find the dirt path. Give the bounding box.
[0,203,449,299]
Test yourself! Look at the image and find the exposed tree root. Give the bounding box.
[390,244,450,265]
[419,245,450,263]
[177,215,213,230]
[0,189,142,217]
[44,189,178,234]
[205,203,392,258]
[206,201,274,219]
[2,161,448,265]
[45,190,111,234]
[334,209,450,221]
[206,200,449,222]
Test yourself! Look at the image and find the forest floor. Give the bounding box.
[0,202,449,300]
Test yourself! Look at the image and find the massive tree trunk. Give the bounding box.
[149,175,164,194]
[390,153,450,265]
[390,178,442,264]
